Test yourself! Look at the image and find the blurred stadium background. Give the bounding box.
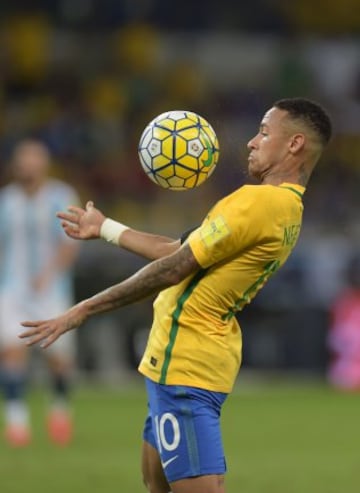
[0,1,359,492]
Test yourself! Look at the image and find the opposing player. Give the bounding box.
[0,139,80,447]
[20,98,332,492]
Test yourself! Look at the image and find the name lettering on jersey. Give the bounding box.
[200,215,230,248]
[283,224,301,247]
[222,259,280,321]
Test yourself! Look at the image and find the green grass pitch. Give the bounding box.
[1,379,359,493]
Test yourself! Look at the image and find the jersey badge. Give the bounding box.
[200,215,230,248]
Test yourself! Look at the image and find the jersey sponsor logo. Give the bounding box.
[150,356,157,367]
[200,215,230,248]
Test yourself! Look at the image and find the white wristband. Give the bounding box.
[100,218,129,246]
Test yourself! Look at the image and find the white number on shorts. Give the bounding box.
[154,413,180,452]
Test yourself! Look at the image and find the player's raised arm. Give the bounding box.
[57,200,180,260]
[19,242,200,348]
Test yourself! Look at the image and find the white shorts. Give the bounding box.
[0,291,76,360]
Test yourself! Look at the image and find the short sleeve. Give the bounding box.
[180,226,199,244]
[188,187,264,268]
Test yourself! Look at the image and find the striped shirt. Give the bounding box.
[0,179,78,300]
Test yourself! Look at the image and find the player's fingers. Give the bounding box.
[19,328,44,344]
[25,334,47,346]
[86,200,94,210]
[18,328,43,340]
[56,211,79,223]
[67,205,85,216]
[40,331,60,348]
[20,320,45,330]
[21,324,54,346]
[61,222,80,238]
[18,330,36,339]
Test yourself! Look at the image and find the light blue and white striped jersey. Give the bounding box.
[0,178,79,300]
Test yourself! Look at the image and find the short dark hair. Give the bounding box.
[273,97,332,146]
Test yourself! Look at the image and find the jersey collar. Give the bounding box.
[279,182,305,199]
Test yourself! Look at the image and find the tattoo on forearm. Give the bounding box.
[86,244,198,316]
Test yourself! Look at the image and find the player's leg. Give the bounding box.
[45,332,75,445]
[0,344,31,446]
[142,439,171,493]
[141,439,225,493]
[170,474,225,493]
[0,294,32,446]
[144,378,228,493]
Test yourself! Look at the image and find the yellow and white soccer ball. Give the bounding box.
[138,110,220,191]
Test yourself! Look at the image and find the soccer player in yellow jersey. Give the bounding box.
[20,98,332,493]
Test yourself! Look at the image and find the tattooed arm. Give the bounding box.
[19,243,200,348]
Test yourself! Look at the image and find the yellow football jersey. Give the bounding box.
[138,183,305,392]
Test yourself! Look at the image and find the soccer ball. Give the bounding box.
[138,110,220,191]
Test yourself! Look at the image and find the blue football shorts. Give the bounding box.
[143,377,228,483]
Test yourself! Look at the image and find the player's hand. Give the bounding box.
[19,304,88,349]
[57,200,105,240]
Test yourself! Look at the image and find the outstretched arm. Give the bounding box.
[19,243,200,348]
[57,201,180,260]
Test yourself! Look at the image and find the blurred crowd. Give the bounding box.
[0,2,359,227]
[0,1,359,377]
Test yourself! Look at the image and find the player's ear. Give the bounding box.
[289,133,305,154]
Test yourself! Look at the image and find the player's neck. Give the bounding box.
[261,161,310,187]
[262,174,305,187]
